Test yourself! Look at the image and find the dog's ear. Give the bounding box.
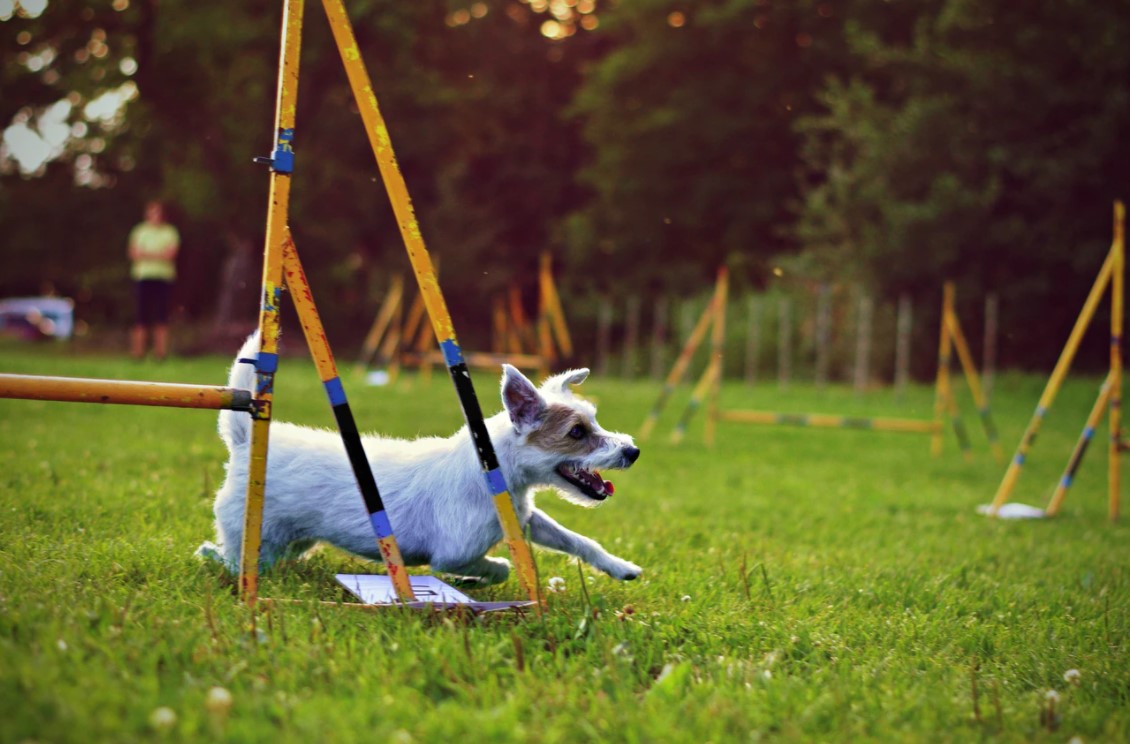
[544,368,590,392]
[501,364,544,431]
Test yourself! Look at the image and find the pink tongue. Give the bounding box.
[604,480,614,494]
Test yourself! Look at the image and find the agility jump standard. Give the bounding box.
[932,281,1005,463]
[641,268,949,445]
[0,0,541,612]
[987,201,1125,520]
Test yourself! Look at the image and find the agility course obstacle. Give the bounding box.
[932,282,1005,464]
[641,268,972,446]
[0,0,541,613]
[987,201,1125,521]
[356,251,570,381]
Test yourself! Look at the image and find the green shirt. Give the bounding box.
[129,222,180,281]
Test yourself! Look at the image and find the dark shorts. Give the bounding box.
[135,279,173,326]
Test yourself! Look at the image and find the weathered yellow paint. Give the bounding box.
[240,0,305,608]
[321,0,538,602]
[493,493,540,605]
[988,250,1114,515]
[1109,200,1124,521]
[0,374,251,410]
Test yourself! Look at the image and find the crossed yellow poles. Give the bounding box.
[988,201,1125,520]
[239,0,542,607]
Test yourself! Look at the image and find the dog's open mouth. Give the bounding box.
[556,464,615,501]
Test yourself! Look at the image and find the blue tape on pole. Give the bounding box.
[323,376,347,406]
[370,510,393,539]
[1083,426,1096,439]
[255,352,279,374]
[272,127,295,174]
[440,339,465,368]
[485,468,508,496]
[1060,474,1074,487]
[1014,454,1026,465]
[1036,406,1048,417]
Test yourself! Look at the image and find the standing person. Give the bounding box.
[128,200,180,360]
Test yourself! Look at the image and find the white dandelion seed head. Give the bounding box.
[681,595,692,602]
[205,686,233,711]
[1045,689,1061,704]
[149,706,177,730]
[1063,669,1081,685]
[547,576,566,592]
[56,639,67,651]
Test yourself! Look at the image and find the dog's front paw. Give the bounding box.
[604,558,642,581]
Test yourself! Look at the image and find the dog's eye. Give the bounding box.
[567,424,587,440]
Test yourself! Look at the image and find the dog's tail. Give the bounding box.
[218,331,260,451]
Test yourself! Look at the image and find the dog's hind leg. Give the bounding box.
[527,509,642,580]
[433,556,512,586]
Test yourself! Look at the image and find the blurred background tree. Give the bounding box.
[2,0,1128,369]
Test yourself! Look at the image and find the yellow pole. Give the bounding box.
[355,275,403,375]
[931,283,955,457]
[945,310,1004,463]
[0,374,251,410]
[539,252,573,358]
[704,268,729,446]
[1110,200,1124,521]
[240,0,305,607]
[639,268,725,439]
[719,409,941,434]
[282,235,416,601]
[321,0,539,603]
[670,357,721,444]
[1046,374,1112,517]
[988,250,1115,515]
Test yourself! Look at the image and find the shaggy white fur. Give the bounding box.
[197,333,642,584]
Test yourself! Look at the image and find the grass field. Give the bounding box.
[1,342,1128,742]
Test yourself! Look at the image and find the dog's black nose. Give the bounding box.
[623,446,640,464]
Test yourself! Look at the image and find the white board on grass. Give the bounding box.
[335,574,474,605]
[975,503,1046,519]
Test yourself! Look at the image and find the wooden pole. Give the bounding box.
[621,295,641,378]
[983,293,999,402]
[596,298,613,377]
[853,293,873,395]
[239,0,305,607]
[814,284,831,389]
[778,297,791,389]
[894,294,912,401]
[744,295,760,386]
[323,0,540,602]
[649,297,669,381]
[1110,200,1124,521]
[988,250,1115,515]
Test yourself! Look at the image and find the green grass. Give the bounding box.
[1,342,1127,742]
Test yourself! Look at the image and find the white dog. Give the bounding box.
[197,333,642,584]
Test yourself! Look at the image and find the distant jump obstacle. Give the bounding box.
[640,270,1004,456]
[356,251,571,381]
[0,0,542,612]
[987,201,1125,521]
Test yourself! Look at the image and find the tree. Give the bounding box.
[795,0,1130,370]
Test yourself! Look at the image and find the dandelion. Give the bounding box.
[1063,669,1081,686]
[55,639,67,651]
[1045,689,1061,704]
[547,576,566,593]
[681,595,692,602]
[148,706,177,730]
[205,686,233,713]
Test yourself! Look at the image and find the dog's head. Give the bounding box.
[501,364,640,506]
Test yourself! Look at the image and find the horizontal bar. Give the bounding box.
[719,409,941,434]
[0,373,253,411]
